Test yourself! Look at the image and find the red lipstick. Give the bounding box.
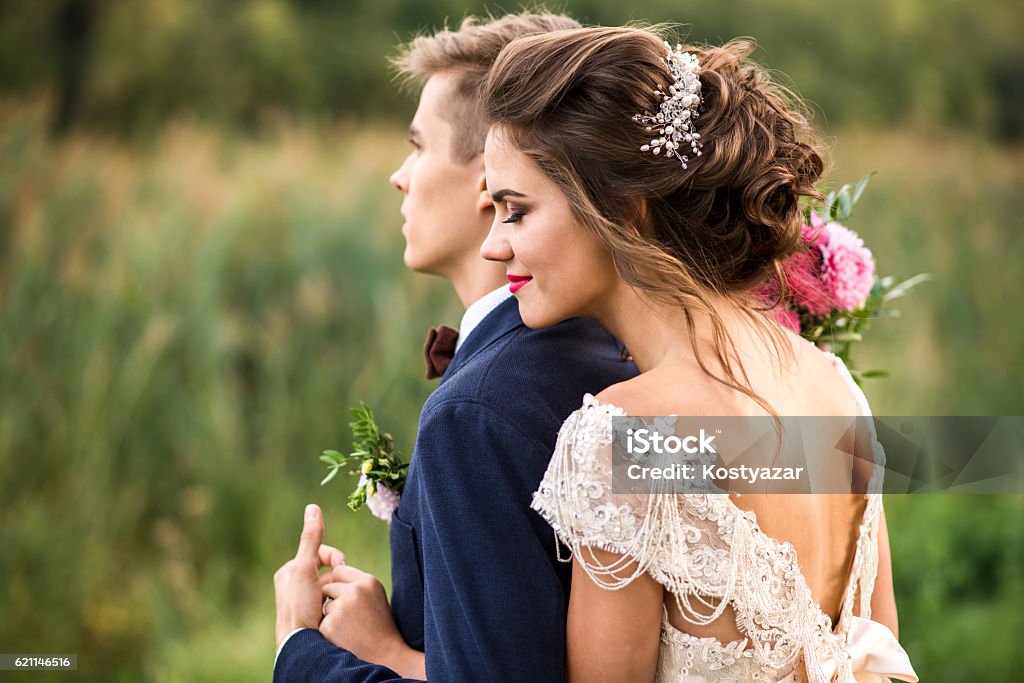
[507,274,533,294]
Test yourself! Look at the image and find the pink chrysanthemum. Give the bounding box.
[751,283,803,334]
[817,222,875,311]
[772,307,802,334]
[785,249,833,316]
[802,210,827,245]
[754,211,876,327]
[784,212,875,314]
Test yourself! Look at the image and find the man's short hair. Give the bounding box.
[391,12,580,163]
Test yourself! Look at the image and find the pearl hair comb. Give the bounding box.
[633,42,703,169]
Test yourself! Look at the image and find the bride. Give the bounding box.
[480,26,918,683]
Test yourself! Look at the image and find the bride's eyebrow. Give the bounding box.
[491,189,526,203]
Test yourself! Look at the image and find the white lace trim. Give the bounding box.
[531,354,885,683]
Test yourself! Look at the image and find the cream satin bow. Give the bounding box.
[776,616,919,683]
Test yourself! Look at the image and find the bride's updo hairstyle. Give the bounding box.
[483,26,824,403]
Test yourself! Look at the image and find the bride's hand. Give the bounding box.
[319,564,426,679]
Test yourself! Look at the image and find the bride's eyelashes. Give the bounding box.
[501,204,527,224]
[502,210,526,224]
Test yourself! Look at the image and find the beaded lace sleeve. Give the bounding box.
[530,394,654,588]
[530,394,746,614]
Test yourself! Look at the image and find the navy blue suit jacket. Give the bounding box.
[274,297,637,682]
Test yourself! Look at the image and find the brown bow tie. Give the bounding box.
[424,325,459,379]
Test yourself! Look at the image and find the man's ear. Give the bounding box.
[475,170,493,212]
[629,197,649,237]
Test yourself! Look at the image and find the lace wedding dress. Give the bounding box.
[532,354,918,683]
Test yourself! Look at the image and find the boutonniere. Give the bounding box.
[320,403,408,524]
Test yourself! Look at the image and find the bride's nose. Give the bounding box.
[480,221,513,262]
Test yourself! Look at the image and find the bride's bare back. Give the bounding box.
[593,327,894,649]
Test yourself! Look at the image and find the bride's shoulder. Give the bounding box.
[591,380,636,413]
[785,335,867,414]
[592,371,718,417]
[591,376,662,416]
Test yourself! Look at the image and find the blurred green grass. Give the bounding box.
[0,99,1022,681]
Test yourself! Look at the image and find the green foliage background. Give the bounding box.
[3,0,1023,140]
[0,1,1022,681]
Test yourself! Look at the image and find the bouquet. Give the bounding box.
[758,174,930,383]
[320,403,408,524]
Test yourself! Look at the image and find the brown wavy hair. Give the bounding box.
[389,12,581,162]
[483,26,825,409]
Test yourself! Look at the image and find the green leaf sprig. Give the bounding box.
[320,402,409,512]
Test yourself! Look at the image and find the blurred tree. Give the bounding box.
[991,54,1024,140]
[51,0,98,136]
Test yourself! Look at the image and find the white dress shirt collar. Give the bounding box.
[456,285,513,352]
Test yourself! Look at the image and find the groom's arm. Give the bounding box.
[276,398,568,683]
[413,399,569,683]
[273,504,416,683]
[274,629,423,683]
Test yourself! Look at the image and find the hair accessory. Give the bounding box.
[633,42,703,168]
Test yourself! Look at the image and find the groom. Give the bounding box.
[274,13,636,682]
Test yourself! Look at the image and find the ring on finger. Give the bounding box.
[322,596,333,617]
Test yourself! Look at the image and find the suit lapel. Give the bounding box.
[440,297,522,384]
